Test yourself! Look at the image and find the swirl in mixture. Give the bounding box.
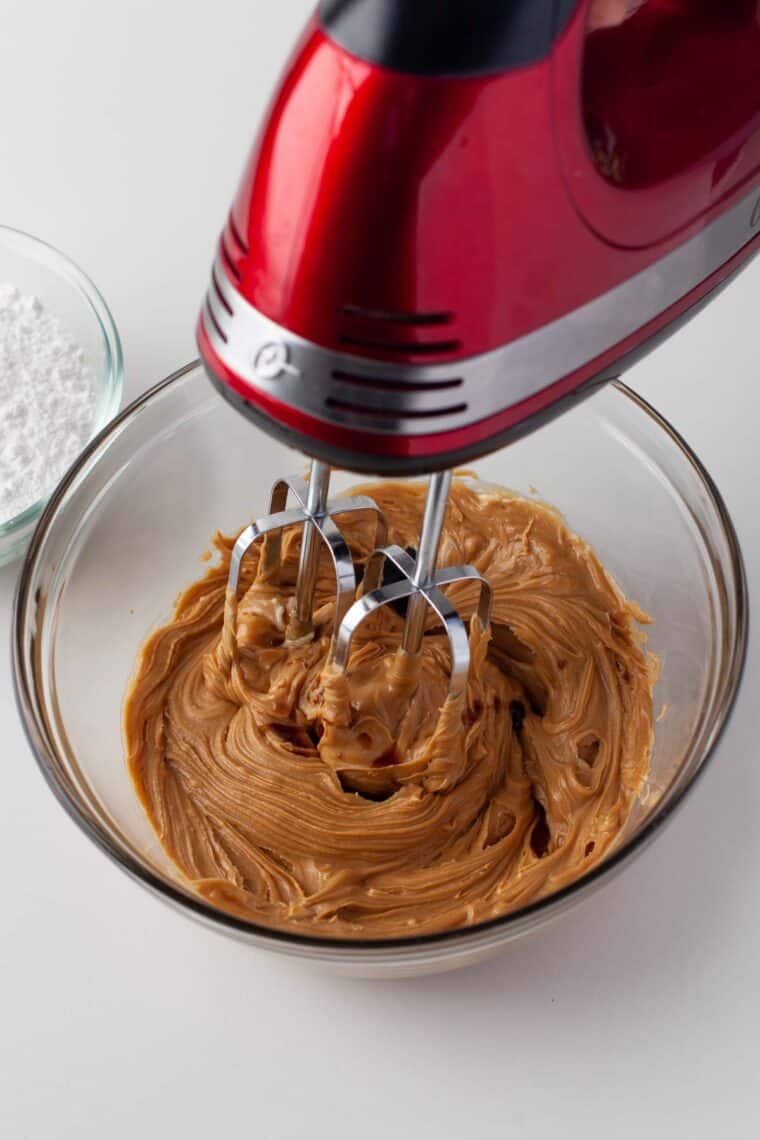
[124,481,655,939]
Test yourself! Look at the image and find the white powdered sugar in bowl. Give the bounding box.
[0,284,97,524]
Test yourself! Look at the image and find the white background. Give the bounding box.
[1,2,759,1136]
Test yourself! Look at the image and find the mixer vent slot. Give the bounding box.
[340,304,453,327]
[227,213,250,255]
[204,300,228,344]
[219,234,241,281]
[326,397,467,421]
[331,369,462,394]
[338,334,461,355]
[211,269,233,316]
[339,304,459,355]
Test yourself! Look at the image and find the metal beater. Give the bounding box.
[224,460,492,695]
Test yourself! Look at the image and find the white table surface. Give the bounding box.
[2,3,759,1136]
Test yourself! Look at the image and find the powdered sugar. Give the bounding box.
[0,284,97,523]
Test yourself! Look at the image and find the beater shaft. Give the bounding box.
[289,459,331,640]
[401,470,451,656]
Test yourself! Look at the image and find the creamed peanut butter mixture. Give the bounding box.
[125,480,655,939]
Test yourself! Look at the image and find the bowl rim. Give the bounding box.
[0,224,124,540]
[12,360,749,957]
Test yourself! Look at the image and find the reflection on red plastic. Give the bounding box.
[583,0,760,188]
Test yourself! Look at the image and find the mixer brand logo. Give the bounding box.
[254,341,300,382]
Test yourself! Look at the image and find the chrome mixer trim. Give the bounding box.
[202,187,759,436]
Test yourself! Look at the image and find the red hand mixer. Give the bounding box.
[198,0,760,691]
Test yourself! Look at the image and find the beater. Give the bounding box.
[199,0,760,692]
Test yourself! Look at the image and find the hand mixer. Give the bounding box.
[198,0,760,694]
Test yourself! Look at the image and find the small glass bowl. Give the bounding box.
[13,363,747,977]
[0,226,123,565]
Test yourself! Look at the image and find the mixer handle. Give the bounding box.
[318,0,580,78]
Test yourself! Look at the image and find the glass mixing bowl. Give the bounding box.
[13,362,746,977]
[0,226,123,565]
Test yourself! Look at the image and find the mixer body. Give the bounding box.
[200,0,760,475]
[198,0,760,679]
